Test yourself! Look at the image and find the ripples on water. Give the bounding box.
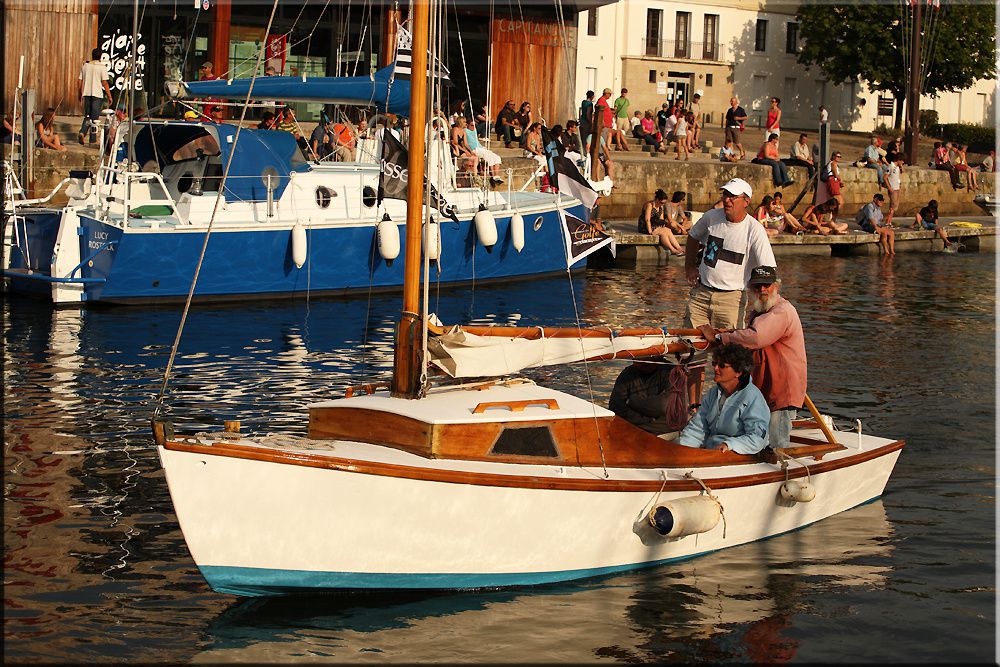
[3,253,995,662]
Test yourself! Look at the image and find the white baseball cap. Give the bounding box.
[721,177,752,198]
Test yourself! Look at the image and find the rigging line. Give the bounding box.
[553,0,577,125]
[452,0,474,114]
[153,0,282,417]
[179,3,203,83]
[920,3,944,95]
[513,0,539,123]
[902,0,911,91]
[559,213,609,479]
[918,1,939,92]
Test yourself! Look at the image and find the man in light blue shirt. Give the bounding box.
[863,136,886,188]
[678,343,770,454]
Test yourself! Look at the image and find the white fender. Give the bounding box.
[291,221,307,268]
[425,218,441,261]
[510,212,525,252]
[648,496,722,538]
[377,216,400,266]
[473,204,497,253]
[780,480,816,503]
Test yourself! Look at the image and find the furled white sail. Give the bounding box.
[427,324,705,378]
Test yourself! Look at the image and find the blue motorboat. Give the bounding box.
[4,68,598,305]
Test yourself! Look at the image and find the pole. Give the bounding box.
[904,0,922,166]
[391,0,429,399]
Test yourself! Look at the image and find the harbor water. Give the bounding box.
[3,252,995,663]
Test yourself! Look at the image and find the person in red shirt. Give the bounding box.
[595,88,614,148]
[697,265,807,450]
[198,61,224,122]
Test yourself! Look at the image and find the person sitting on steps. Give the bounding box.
[638,189,685,255]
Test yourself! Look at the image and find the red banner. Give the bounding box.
[266,34,287,75]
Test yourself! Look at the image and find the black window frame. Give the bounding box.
[646,8,662,57]
[587,8,598,36]
[703,14,719,59]
[786,21,799,54]
[755,19,768,52]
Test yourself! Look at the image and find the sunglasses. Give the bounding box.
[712,361,732,369]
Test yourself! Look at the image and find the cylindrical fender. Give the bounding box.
[473,204,497,253]
[648,495,722,538]
[377,215,400,266]
[291,221,307,268]
[425,218,441,261]
[510,212,525,252]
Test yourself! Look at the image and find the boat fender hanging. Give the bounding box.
[474,204,497,253]
[425,217,441,262]
[510,212,525,252]
[779,480,816,503]
[291,221,307,269]
[377,214,400,266]
[648,495,721,538]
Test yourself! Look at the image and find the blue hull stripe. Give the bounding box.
[199,496,882,597]
[26,205,586,303]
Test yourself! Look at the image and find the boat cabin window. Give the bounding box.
[489,426,559,458]
[171,133,221,162]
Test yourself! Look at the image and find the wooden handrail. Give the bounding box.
[472,399,559,414]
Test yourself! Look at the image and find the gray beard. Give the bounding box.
[748,291,778,313]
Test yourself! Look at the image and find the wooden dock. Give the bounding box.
[594,218,996,267]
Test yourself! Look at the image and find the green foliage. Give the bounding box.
[796,2,997,100]
[935,123,995,153]
[919,109,939,134]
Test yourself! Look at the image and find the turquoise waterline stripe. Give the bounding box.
[199,494,883,597]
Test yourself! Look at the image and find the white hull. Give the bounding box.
[158,405,901,596]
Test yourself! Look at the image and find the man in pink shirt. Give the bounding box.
[696,265,807,449]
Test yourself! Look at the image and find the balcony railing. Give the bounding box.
[639,39,726,62]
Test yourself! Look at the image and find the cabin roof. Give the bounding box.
[310,381,614,425]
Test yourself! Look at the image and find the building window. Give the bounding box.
[587,9,598,36]
[675,12,691,58]
[755,19,768,52]
[703,14,718,59]
[706,73,713,87]
[649,69,657,83]
[646,9,662,57]
[786,22,799,54]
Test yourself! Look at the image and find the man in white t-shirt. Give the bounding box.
[78,48,112,145]
[683,177,777,411]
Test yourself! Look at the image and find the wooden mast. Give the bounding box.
[391,0,430,399]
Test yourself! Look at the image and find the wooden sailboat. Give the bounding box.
[155,0,904,597]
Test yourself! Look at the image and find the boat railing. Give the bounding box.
[95,166,187,226]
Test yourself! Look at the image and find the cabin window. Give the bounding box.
[362,185,377,208]
[490,426,558,458]
[170,132,220,162]
[315,186,334,208]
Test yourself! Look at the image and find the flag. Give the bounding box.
[377,129,460,223]
[541,126,600,210]
[393,24,451,86]
[559,208,615,268]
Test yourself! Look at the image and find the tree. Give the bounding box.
[796,1,997,130]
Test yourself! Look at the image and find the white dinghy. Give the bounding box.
[155,0,903,597]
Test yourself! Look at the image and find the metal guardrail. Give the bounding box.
[639,39,726,61]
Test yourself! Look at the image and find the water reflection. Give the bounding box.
[191,502,892,663]
[3,254,994,663]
